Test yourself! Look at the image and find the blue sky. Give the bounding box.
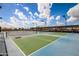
[0,3,78,28]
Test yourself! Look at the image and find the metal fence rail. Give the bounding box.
[0,32,8,56]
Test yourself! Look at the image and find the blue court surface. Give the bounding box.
[31,33,79,56]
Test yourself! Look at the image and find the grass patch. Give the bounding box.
[13,35,58,55]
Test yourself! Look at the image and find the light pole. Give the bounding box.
[62,15,67,26]
[32,21,38,34]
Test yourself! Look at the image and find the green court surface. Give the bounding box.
[13,35,59,55]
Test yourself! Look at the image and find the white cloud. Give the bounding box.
[49,16,54,20]
[38,22,45,27]
[37,3,52,19]
[37,3,53,26]
[24,7,29,12]
[67,4,79,17]
[16,3,20,6]
[34,12,39,17]
[56,16,61,20]
[29,11,33,16]
[10,16,30,29]
[32,20,39,24]
[56,21,64,26]
[0,19,15,29]
[67,4,79,22]
[32,20,45,27]
[16,3,23,7]
[10,16,21,28]
[15,9,27,20]
[55,15,64,26]
[67,16,79,22]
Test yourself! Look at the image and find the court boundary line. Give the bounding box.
[9,37,26,56]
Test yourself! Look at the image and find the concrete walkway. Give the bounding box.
[5,37,25,56]
[31,33,79,56]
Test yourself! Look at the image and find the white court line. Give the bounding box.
[18,33,65,38]
[9,37,26,56]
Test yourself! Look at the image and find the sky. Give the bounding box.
[0,3,79,29]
